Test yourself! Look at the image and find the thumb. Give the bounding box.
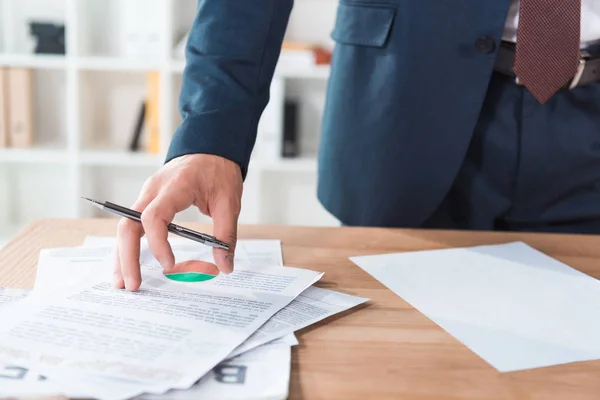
[210,199,239,274]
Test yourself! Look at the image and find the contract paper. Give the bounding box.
[230,286,369,357]
[2,250,296,400]
[0,263,323,389]
[0,288,65,398]
[350,241,600,372]
[1,343,291,400]
[37,242,299,349]
[81,236,298,347]
[82,236,282,268]
[0,363,66,398]
[238,239,284,266]
[138,343,291,400]
[36,239,253,293]
[0,287,29,308]
[0,362,122,400]
[33,246,114,295]
[0,288,151,400]
[133,237,281,270]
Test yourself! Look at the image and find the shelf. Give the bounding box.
[0,55,330,79]
[76,56,165,72]
[255,157,317,173]
[0,148,70,164]
[79,150,162,167]
[0,54,67,69]
[170,60,330,79]
[275,64,330,79]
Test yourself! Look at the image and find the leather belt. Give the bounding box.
[494,41,600,89]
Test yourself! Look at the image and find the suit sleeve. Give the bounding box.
[165,0,294,179]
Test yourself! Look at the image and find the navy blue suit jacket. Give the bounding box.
[166,0,513,227]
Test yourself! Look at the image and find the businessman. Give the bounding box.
[114,0,600,291]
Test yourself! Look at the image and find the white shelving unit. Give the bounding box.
[0,0,339,244]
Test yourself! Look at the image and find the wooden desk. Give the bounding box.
[2,218,600,399]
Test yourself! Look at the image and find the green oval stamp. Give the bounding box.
[164,272,217,282]
[163,260,220,283]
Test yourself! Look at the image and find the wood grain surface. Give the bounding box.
[2,218,600,399]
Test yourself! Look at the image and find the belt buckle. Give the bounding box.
[568,58,586,89]
[514,55,588,89]
[515,76,523,86]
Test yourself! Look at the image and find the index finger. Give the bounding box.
[115,195,153,291]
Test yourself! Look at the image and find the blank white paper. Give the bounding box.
[350,241,600,372]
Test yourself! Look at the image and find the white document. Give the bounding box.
[0,362,101,399]
[2,242,298,400]
[350,241,600,372]
[0,288,72,398]
[237,239,284,267]
[0,363,64,398]
[137,240,252,271]
[0,287,150,400]
[138,343,291,400]
[34,245,302,353]
[34,246,115,295]
[80,235,252,270]
[0,289,61,398]
[82,236,279,269]
[230,286,368,357]
[267,332,299,347]
[0,343,290,400]
[0,263,323,390]
[81,236,298,347]
[0,287,29,308]
[34,241,252,289]
[0,368,149,400]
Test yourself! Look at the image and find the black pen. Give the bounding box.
[81,197,230,250]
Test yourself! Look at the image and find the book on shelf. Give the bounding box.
[145,71,160,154]
[3,68,34,148]
[129,101,146,152]
[282,100,299,158]
[126,72,159,154]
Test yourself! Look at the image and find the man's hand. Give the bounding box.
[115,154,243,291]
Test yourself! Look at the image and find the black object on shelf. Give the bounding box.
[129,102,146,152]
[282,100,299,158]
[29,22,66,54]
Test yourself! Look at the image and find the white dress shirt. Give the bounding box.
[503,0,600,47]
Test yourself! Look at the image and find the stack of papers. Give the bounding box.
[350,241,600,372]
[0,237,369,400]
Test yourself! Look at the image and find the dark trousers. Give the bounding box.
[423,71,600,234]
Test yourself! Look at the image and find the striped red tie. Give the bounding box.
[513,0,581,103]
